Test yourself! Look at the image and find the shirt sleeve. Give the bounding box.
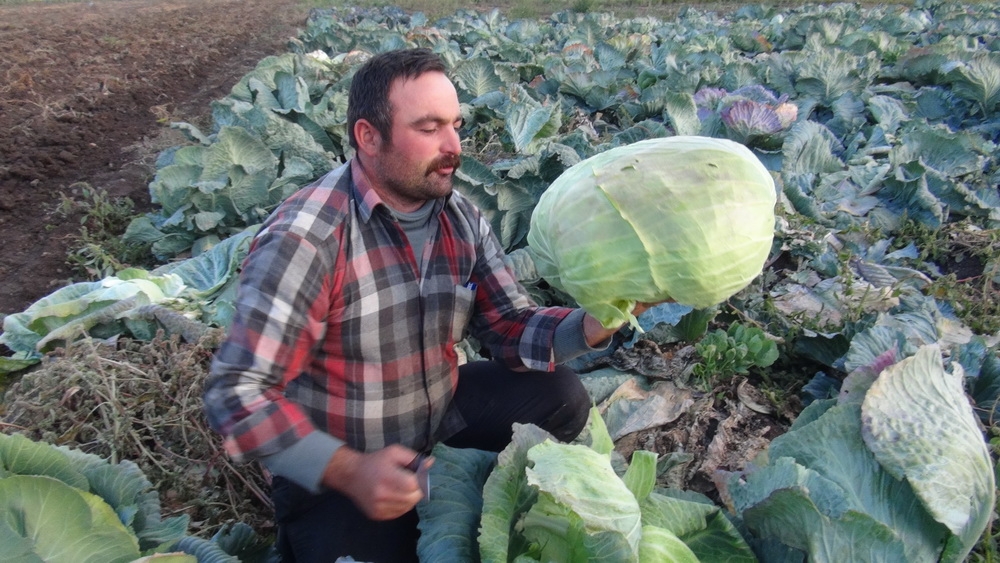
[465,212,574,371]
[203,226,338,469]
[552,308,614,363]
[259,432,343,493]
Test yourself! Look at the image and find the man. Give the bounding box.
[204,48,645,562]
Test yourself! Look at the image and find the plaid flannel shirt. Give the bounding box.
[204,160,572,462]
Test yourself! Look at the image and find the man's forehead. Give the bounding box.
[388,73,460,118]
[388,71,452,93]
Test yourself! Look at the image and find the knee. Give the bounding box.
[554,365,591,412]
[547,365,592,442]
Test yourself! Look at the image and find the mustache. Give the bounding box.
[426,154,461,175]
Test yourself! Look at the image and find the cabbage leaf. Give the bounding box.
[0,475,142,563]
[460,408,756,562]
[862,345,995,560]
[729,344,995,563]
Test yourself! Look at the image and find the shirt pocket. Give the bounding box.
[451,284,477,342]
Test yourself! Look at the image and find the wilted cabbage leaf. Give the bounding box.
[0,269,187,355]
[862,345,995,560]
[729,344,995,563]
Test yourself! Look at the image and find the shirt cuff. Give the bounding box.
[553,309,613,364]
[258,431,345,494]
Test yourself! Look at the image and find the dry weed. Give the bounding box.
[1,332,274,538]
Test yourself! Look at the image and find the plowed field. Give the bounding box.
[0,0,311,320]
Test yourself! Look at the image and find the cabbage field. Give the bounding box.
[2,1,1000,561]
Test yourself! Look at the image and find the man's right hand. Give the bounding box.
[321,444,425,520]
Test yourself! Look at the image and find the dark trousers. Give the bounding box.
[272,361,590,563]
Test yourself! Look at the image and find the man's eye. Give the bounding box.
[421,128,437,134]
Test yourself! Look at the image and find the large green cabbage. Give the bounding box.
[527,136,777,328]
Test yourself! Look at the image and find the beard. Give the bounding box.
[378,150,461,207]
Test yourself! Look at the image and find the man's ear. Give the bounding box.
[354,119,381,156]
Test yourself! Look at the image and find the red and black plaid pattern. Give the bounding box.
[205,160,571,462]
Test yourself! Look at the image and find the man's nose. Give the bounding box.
[443,126,461,155]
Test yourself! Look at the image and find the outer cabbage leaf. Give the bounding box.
[942,51,1000,115]
[890,125,986,179]
[154,226,259,298]
[453,57,505,99]
[227,53,298,102]
[729,342,992,562]
[479,423,554,562]
[0,272,186,354]
[0,353,40,376]
[0,433,89,490]
[0,475,142,563]
[0,434,188,553]
[199,126,277,180]
[149,164,203,217]
[781,120,844,177]
[739,482,908,562]
[523,440,643,559]
[528,136,776,328]
[638,525,700,563]
[792,48,876,103]
[640,490,757,562]
[60,448,189,552]
[763,402,948,561]
[662,91,701,137]
[964,338,1000,424]
[416,445,497,562]
[173,522,272,563]
[729,455,915,562]
[861,345,995,561]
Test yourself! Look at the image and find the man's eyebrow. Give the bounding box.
[411,114,464,126]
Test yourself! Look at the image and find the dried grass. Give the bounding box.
[0,332,274,539]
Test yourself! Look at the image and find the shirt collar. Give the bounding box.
[349,157,383,224]
[350,157,449,224]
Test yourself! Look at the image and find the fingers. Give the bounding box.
[348,446,427,520]
[633,299,675,317]
[405,452,435,472]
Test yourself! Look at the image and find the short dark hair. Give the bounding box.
[347,48,447,150]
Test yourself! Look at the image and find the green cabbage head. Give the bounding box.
[527,136,776,328]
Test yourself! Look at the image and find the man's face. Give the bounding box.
[371,71,463,212]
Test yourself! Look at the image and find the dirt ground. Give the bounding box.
[0,0,313,321]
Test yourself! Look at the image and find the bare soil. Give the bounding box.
[0,0,312,319]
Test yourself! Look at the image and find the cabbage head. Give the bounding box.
[527,136,776,328]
